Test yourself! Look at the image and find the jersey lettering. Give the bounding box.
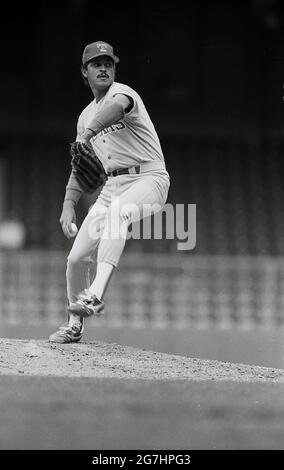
[78,82,165,169]
[100,121,125,136]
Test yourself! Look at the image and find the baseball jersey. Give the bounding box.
[77,82,165,172]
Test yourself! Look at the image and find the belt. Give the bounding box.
[107,165,140,177]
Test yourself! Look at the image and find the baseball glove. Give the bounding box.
[70,141,107,193]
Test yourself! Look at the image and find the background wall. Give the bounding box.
[1,0,284,135]
[1,0,284,253]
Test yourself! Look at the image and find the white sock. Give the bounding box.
[69,313,81,326]
[88,261,114,301]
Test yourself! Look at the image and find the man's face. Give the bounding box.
[84,56,115,90]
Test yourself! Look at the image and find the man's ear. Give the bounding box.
[81,66,88,78]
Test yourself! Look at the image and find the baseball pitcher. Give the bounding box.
[49,41,170,343]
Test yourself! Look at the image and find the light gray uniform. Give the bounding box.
[66,82,170,303]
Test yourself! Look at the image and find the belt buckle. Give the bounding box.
[109,166,140,177]
[129,166,140,175]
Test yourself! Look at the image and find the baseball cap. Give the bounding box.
[82,41,119,66]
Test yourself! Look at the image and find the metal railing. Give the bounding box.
[0,250,283,329]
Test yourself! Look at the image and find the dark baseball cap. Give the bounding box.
[82,41,119,66]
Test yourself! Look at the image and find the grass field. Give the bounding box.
[0,376,283,450]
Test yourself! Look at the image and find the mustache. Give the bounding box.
[97,73,109,78]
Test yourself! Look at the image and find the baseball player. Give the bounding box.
[49,41,170,343]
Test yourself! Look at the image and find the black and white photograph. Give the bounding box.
[0,0,283,459]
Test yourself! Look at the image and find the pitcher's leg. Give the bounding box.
[67,210,106,322]
[49,205,107,341]
[86,207,129,301]
[97,174,168,268]
[69,174,169,318]
[65,181,113,304]
[66,205,106,304]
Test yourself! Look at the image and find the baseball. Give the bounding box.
[70,223,78,237]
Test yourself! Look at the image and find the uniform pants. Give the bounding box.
[66,169,170,303]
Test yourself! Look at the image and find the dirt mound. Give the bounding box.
[0,338,283,382]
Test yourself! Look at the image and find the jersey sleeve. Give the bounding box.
[109,83,140,118]
[76,112,85,140]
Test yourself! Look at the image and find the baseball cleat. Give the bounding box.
[67,289,105,318]
[49,320,84,343]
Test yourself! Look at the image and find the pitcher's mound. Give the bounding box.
[0,338,283,382]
